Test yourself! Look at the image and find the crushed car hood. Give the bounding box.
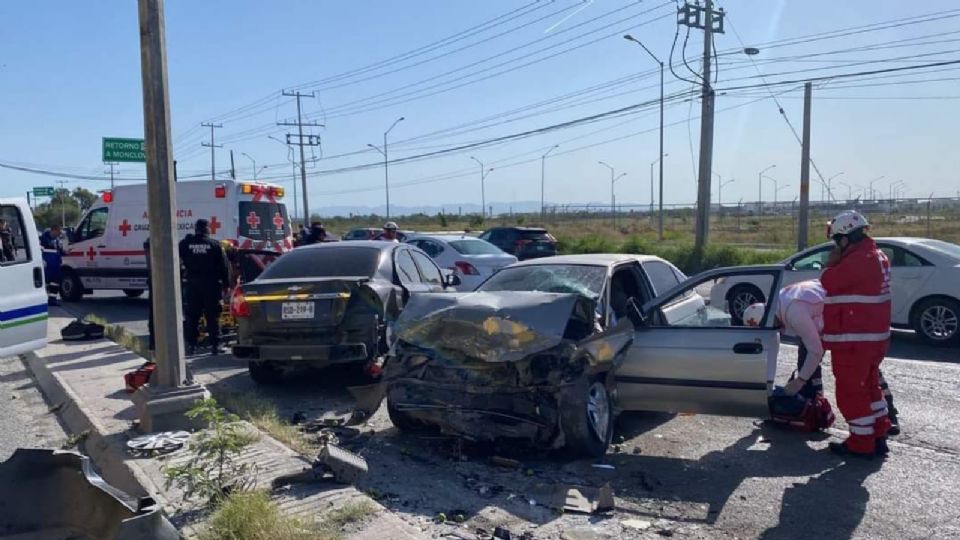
[395,291,601,363]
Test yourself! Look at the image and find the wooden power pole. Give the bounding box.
[798,82,812,250]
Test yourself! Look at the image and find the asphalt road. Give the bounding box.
[61,291,960,539]
[0,355,67,462]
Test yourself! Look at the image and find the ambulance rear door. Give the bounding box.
[235,184,291,251]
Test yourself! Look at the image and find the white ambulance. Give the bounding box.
[60,180,293,301]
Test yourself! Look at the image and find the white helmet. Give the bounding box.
[827,210,869,239]
[383,221,399,231]
[743,303,766,327]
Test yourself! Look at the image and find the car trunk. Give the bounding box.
[241,277,380,344]
[513,231,556,259]
[465,253,517,276]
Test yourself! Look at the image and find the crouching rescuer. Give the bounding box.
[822,210,893,457]
[744,280,835,432]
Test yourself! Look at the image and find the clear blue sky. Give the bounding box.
[2,1,958,216]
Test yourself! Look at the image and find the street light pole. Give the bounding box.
[624,34,666,240]
[599,161,615,219]
[649,153,667,213]
[836,180,853,201]
[758,164,776,216]
[869,175,885,200]
[714,172,734,209]
[826,172,844,202]
[383,117,404,220]
[470,156,493,218]
[540,145,559,219]
[241,152,257,181]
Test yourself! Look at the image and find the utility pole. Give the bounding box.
[229,149,236,180]
[56,180,67,227]
[278,90,323,224]
[540,145,559,220]
[137,0,204,431]
[200,122,222,181]
[798,82,812,250]
[679,0,724,256]
[105,162,119,189]
[470,156,493,218]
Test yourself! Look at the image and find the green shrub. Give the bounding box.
[200,491,329,540]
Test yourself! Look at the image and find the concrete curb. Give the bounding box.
[25,309,429,540]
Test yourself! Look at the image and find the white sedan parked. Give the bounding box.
[710,237,960,346]
[406,234,517,291]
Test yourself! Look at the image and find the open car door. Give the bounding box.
[614,265,785,417]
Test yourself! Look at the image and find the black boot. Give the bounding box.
[875,437,890,456]
[886,398,900,436]
[828,442,875,460]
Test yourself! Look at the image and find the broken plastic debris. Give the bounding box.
[591,464,615,470]
[490,456,521,469]
[532,483,615,514]
[622,519,652,530]
[126,431,189,454]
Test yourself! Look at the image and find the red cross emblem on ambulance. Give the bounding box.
[246,211,261,229]
[209,216,222,235]
[272,213,284,229]
[118,219,132,237]
[86,246,97,261]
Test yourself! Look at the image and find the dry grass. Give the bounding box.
[318,500,377,536]
[200,491,333,540]
[212,391,319,456]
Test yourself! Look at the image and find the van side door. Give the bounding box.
[0,199,48,357]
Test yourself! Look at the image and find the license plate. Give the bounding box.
[281,301,314,320]
[535,244,547,251]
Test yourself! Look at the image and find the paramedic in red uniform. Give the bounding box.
[821,210,893,457]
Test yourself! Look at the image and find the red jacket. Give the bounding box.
[820,237,892,351]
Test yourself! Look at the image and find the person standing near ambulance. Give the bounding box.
[821,210,893,457]
[179,219,230,356]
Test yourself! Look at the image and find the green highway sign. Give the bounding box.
[32,186,54,197]
[102,137,145,163]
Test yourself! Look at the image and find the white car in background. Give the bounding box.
[710,237,960,346]
[405,234,518,291]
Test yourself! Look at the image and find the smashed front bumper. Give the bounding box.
[387,376,568,446]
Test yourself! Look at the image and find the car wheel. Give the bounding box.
[59,269,84,302]
[387,399,437,434]
[248,361,283,384]
[727,285,765,326]
[561,376,613,458]
[913,297,960,346]
[123,289,144,299]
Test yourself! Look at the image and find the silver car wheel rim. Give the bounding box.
[921,305,958,340]
[586,382,610,443]
[733,292,758,318]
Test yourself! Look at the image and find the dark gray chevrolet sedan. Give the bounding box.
[231,241,458,383]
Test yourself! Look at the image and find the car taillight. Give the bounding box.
[454,261,480,275]
[230,287,250,318]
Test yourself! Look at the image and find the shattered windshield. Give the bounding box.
[478,264,606,299]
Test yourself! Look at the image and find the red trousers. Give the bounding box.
[830,347,891,454]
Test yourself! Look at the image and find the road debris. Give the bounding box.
[531,483,615,514]
[127,430,190,455]
[621,519,652,530]
[318,441,368,484]
[490,456,521,469]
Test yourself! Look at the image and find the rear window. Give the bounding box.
[449,239,502,255]
[238,201,289,241]
[518,229,552,241]
[258,247,380,279]
[918,240,960,261]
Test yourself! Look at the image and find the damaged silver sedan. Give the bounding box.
[385,255,785,457]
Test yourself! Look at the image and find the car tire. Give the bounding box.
[59,269,84,302]
[248,361,283,384]
[123,289,145,299]
[727,285,765,326]
[561,376,613,458]
[386,399,437,434]
[912,297,960,347]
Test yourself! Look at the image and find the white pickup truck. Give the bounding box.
[0,198,49,357]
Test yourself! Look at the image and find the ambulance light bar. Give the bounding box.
[215,184,227,198]
[102,191,114,203]
[240,183,284,198]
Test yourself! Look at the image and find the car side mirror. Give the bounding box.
[626,297,646,327]
[445,273,462,288]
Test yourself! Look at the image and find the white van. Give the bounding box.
[0,198,48,357]
[61,180,293,301]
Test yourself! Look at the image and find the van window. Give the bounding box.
[75,207,109,242]
[0,205,31,265]
[238,201,289,242]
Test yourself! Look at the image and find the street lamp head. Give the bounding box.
[623,34,636,42]
[743,47,761,56]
